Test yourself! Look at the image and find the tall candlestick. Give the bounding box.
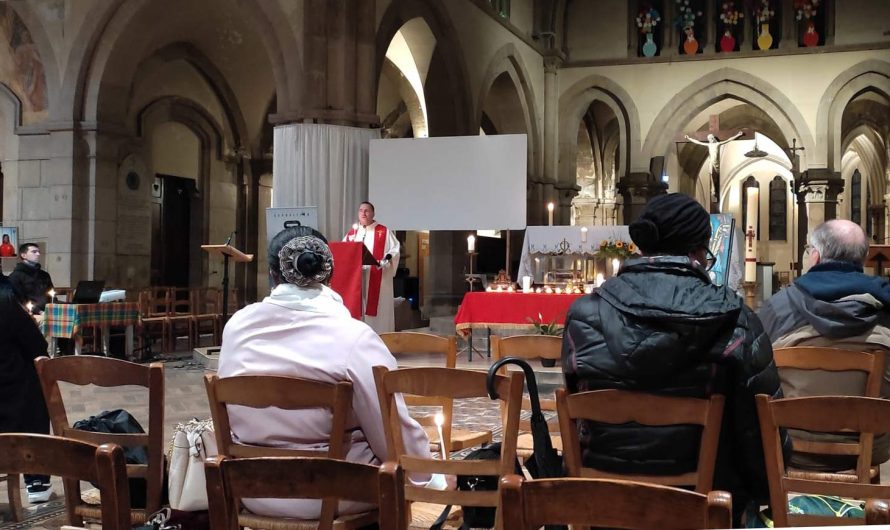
[522,275,532,292]
[580,226,588,243]
[547,202,554,226]
[467,235,476,253]
[612,258,621,276]
[745,186,759,282]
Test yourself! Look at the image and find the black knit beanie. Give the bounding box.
[629,193,711,255]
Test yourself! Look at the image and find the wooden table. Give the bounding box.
[454,291,584,360]
[42,302,141,358]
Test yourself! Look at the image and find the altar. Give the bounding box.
[517,225,632,285]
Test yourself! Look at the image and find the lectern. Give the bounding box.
[329,241,377,319]
[201,244,254,323]
[866,245,890,277]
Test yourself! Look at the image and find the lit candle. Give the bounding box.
[434,413,447,460]
[544,287,553,294]
[522,275,531,292]
[580,226,588,243]
[486,285,493,292]
[612,258,621,276]
[535,287,542,293]
[48,289,55,304]
[555,287,562,294]
[26,301,33,313]
[547,202,554,226]
[507,286,514,292]
[595,273,605,287]
[467,235,476,253]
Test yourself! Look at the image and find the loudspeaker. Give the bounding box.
[649,156,665,180]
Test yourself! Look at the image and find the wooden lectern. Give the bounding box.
[329,241,377,319]
[866,245,890,277]
[201,244,254,323]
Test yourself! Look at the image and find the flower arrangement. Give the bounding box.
[793,0,819,20]
[596,239,638,259]
[527,312,564,336]
[636,4,662,34]
[719,2,744,26]
[752,0,775,22]
[675,0,702,29]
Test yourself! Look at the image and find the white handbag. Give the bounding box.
[167,418,217,511]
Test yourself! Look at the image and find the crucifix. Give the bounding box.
[784,138,805,173]
[677,115,749,212]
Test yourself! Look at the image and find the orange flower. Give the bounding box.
[615,241,624,249]
[629,243,637,253]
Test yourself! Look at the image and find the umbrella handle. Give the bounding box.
[487,357,542,409]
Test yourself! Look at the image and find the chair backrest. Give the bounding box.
[205,456,403,530]
[379,332,458,451]
[170,287,192,315]
[204,374,354,526]
[193,287,221,314]
[773,346,885,398]
[498,475,732,530]
[34,355,165,516]
[374,366,524,518]
[491,335,562,433]
[0,434,131,530]
[138,287,171,317]
[556,388,724,493]
[756,394,890,526]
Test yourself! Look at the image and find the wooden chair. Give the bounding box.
[191,287,222,346]
[866,499,890,525]
[205,456,404,530]
[137,288,170,355]
[757,395,890,526]
[374,366,524,529]
[34,356,165,525]
[556,388,724,493]
[774,346,885,482]
[379,332,492,453]
[204,374,375,529]
[0,434,131,530]
[491,335,563,458]
[1,471,22,522]
[499,474,732,530]
[167,287,195,351]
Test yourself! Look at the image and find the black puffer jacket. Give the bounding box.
[562,256,789,513]
[8,261,53,313]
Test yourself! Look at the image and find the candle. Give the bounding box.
[547,202,554,226]
[612,258,621,276]
[596,273,605,287]
[522,275,531,292]
[26,301,33,313]
[555,287,562,294]
[544,287,553,294]
[48,289,55,304]
[580,226,588,243]
[467,235,476,253]
[535,287,542,293]
[434,413,447,460]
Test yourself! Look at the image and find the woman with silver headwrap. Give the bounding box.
[218,227,440,520]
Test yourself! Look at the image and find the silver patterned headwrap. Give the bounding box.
[278,236,334,287]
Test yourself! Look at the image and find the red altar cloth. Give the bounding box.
[329,242,363,319]
[454,291,584,335]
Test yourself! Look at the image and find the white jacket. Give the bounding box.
[218,283,431,519]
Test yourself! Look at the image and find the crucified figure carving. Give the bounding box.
[684,131,744,176]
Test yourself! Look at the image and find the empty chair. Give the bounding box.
[34,355,165,525]
[379,331,492,453]
[0,434,131,530]
[773,346,886,479]
[757,394,890,526]
[491,334,563,458]
[556,388,724,493]
[374,366,524,529]
[205,456,403,530]
[499,474,732,530]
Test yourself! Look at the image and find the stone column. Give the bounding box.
[798,169,844,272]
[617,171,667,224]
[555,183,580,226]
[542,52,564,219]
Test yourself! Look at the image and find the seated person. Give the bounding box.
[758,219,890,471]
[218,226,442,520]
[560,193,789,525]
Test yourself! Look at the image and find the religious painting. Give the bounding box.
[0,225,17,262]
[0,4,48,124]
[708,214,734,287]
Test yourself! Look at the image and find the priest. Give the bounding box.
[344,201,400,332]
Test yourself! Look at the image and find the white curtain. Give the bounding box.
[273,123,380,240]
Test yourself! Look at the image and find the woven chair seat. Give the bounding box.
[788,466,880,483]
[77,488,148,524]
[238,509,378,529]
[408,502,462,530]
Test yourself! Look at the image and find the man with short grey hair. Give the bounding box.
[758,219,890,471]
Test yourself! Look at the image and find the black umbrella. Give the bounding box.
[486,356,563,480]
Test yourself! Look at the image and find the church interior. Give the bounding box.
[1,0,890,528]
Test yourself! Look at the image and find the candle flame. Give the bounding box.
[434,413,445,427]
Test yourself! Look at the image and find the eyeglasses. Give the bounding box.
[705,248,717,272]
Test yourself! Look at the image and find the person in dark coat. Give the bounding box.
[0,274,52,502]
[8,243,54,314]
[561,193,789,525]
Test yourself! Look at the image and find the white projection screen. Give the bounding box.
[369,134,527,230]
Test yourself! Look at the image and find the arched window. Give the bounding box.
[768,176,787,241]
[851,169,862,225]
[741,175,760,241]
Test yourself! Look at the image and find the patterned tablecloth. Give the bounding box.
[42,302,141,339]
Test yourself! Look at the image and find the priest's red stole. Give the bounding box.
[365,225,387,316]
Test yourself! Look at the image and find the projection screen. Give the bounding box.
[368,134,527,230]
